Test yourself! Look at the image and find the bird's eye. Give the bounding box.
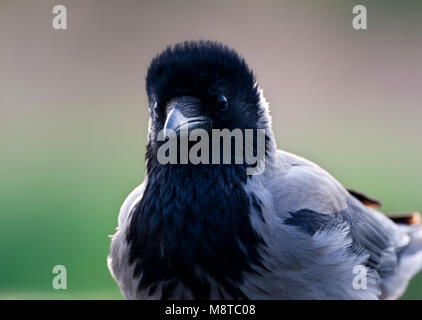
[216,95,228,111]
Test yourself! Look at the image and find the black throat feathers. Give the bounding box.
[126,150,267,299]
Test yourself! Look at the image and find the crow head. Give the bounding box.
[145,40,271,155]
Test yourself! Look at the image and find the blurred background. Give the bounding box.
[0,0,421,299]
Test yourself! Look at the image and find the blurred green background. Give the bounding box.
[0,0,421,299]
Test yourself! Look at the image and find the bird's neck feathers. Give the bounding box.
[126,156,267,299]
[256,86,276,157]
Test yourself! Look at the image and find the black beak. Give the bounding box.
[163,96,211,137]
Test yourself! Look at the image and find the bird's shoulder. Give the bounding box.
[265,149,349,216]
[109,181,147,300]
[117,180,147,228]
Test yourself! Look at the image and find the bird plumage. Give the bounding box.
[108,40,422,299]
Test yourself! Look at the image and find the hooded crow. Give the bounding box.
[108,40,422,300]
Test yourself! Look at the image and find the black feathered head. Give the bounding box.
[145,41,270,141]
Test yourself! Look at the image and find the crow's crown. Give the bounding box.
[146,40,261,121]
